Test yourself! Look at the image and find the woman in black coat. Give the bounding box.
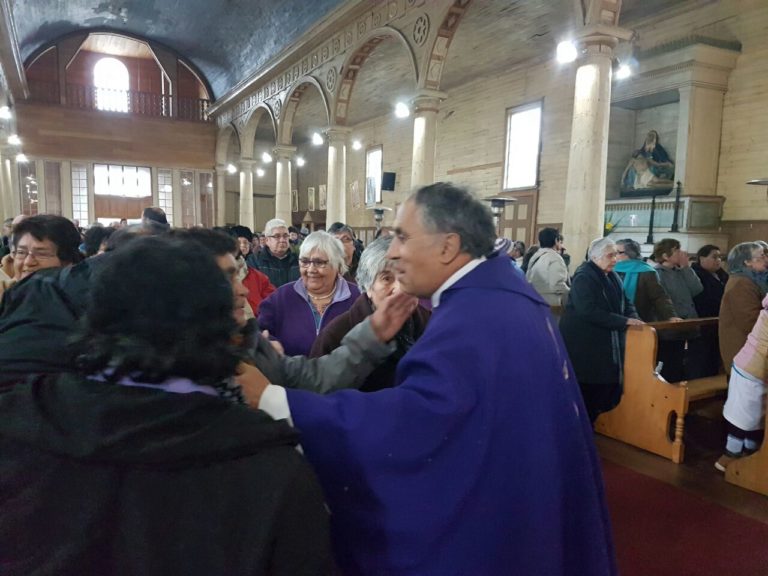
[560,237,643,424]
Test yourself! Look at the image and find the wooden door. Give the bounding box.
[499,191,537,246]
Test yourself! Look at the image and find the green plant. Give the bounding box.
[603,212,625,237]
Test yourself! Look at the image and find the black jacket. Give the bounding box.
[560,260,638,384]
[0,259,103,385]
[692,263,729,318]
[254,248,300,288]
[0,373,331,576]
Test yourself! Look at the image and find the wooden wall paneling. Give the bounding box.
[16,102,217,169]
[93,194,152,222]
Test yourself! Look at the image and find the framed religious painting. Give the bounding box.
[319,184,327,210]
[307,186,316,211]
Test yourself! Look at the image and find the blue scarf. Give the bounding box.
[614,259,657,303]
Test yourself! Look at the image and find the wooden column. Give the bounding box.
[326,127,349,225]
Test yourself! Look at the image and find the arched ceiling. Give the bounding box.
[10,0,346,99]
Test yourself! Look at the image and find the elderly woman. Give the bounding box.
[309,236,429,391]
[720,241,768,374]
[560,237,643,424]
[259,230,360,356]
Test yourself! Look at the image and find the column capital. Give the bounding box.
[273,144,298,160]
[239,158,257,170]
[411,89,447,114]
[326,126,351,144]
[575,24,633,56]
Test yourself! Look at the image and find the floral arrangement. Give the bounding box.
[603,212,626,237]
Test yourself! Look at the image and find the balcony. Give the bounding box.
[28,81,212,123]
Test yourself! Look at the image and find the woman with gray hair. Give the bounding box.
[310,236,429,391]
[560,237,643,424]
[259,230,360,356]
[719,241,768,373]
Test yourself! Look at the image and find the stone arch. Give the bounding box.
[239,104,278,159]
[333,26,418,126]
[420,0,474,91]
[278,76,331,145]
[215,123,239,166]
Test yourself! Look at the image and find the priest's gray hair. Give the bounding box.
[356,236,393,293]
[299,231,348,275]
[588,237,615,261]
[410,182,495,258]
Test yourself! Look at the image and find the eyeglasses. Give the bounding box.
[299,258,330,269]
[268,233,290,240]
[12,249,58,261]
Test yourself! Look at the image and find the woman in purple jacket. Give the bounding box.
[259,231,360,356]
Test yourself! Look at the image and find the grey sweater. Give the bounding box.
[654,264,703,319]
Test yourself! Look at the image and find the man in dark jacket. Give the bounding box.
[0,236,331,576]
[254,218,300,287]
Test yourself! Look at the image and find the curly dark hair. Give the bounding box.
[82,225,115,257]
[73,236,241,387]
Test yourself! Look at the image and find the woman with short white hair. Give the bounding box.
[559,237,643,424]
[310,236,428,391]
[259,230,360,356]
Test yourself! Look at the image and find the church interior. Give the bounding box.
[2,1,768,574]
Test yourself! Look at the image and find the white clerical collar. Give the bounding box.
[431,257,486,308]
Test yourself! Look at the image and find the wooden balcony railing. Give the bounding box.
[28,80,211,123]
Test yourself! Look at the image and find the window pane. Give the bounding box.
[94,163,151,198]
[365,146,383,205]
[504,104,542,190]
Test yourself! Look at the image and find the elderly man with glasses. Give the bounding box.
[252,218,300,287]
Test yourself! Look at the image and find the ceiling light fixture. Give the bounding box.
[394,102,410,118]
[556,40,578,64]
[615,63,632,80]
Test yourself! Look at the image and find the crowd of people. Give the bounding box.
[0,184,765,575]
[516,228,766,471]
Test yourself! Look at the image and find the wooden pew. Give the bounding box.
[594,318,727,463]
[726,407,768,496]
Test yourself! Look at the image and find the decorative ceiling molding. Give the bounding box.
[0,0,28,100]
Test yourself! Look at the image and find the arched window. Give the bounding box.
[94,57,129,112]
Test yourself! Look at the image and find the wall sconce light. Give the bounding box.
[352,140,362,151]
[261,152,273,163]
[483,196,517,235]
[366,206,392,230]
[556,40,578,64]
[394,102,410,118]
[296,157,306,167]
[615,63,632,80]
[0,106,12,120]
[15,153,28,163]
[312,132,324,146]
[7,134,21,146]
[226,163,237,174]
[256,168,265,178]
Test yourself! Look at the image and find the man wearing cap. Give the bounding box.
[253,218,300,287]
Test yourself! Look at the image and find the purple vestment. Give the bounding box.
[286,254,616,575]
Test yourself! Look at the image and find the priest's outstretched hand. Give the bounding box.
[369,291,419,342]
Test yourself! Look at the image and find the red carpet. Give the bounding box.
[601,460,768,576]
